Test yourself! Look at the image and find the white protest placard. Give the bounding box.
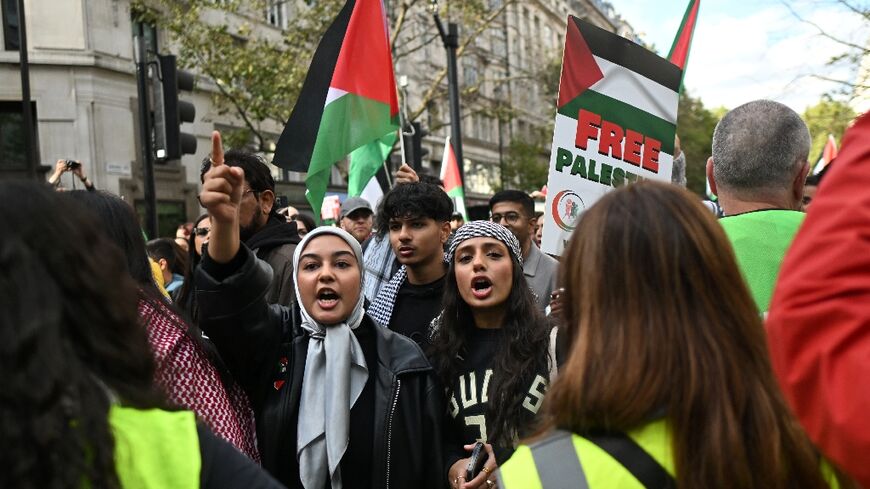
[542,16,683,256]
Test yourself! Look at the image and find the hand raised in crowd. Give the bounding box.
[549,287,565,320]
[199,131,244,263]
[449,443,499,489]
[394,162,419,184]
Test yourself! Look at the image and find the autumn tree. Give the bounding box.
[802,96,857,162]
[676,89,719,196]
[133,0,519,153]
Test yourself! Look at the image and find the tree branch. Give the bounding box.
[781,1,869,52]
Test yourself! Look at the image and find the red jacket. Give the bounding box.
[767,112,870,486]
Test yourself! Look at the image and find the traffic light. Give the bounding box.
[154,54,197,161]
[406,122,430,171]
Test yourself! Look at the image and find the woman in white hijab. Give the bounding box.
[195,132,445,489]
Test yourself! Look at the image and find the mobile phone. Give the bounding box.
[465,441,486,481]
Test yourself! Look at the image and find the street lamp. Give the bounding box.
[430,0,465,185]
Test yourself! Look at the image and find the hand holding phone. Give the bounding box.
[465,441,486,481]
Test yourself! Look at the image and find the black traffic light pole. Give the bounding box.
[16,0,36,180]
[432,11,465,184]
[134,22,158,239]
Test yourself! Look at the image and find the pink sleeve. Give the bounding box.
[767,112,870,486]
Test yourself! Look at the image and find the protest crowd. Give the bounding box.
[5,100,870,489]
[5,3,870,489]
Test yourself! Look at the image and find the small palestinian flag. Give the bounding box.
[813,134,839,175]
[439,136,467,220]
[668,0,700,71]
[273,0,399,220]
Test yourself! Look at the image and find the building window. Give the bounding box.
[266,0,288,30]
[0,101,36,170]
[463,59,478,87]
[2,0,19,51]
[135,200,187,239]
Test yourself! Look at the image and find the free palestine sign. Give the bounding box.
[542,16,683,256]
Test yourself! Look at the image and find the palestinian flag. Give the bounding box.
[273,0,399,221]
[439,136,466,219]
[348,132,397,197]
[557,16,682,166]
[668,0,700,71]
[813,134,839,175]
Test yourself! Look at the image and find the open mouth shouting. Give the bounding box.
[316,288,341,310]
[471,276,493,299]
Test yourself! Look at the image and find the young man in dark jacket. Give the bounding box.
[196,132,445,489]
[368,182,452,347]
[205,149,300,306]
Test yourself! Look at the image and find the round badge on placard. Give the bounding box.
[551,190,585,232]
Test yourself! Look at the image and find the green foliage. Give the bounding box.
[802,97,856,164]
[494,126,550,193]
[133,0,518,157]
[132,0,344,151]
[676,89,719,196]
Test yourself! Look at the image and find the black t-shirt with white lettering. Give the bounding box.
[442,326,550,469]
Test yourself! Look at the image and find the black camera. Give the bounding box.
[64,159,81,170]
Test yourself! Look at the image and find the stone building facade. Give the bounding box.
[0,0,635,233]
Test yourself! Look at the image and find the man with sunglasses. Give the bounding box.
[200,149,300,306]
[489,190,558,311]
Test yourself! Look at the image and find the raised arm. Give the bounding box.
[196,131,284,409]
[200,131,242,264]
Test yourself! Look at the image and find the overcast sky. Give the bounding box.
[613,0,870,113]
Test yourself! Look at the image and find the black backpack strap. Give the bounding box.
[584,431,675,489]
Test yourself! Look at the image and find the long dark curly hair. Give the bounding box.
[429,249,551,447]
[0,181,159,488]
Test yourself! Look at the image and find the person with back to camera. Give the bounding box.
[196,131,445,489]
[429,220,558,489]
[0,181,283,489]
[67,190,260,461]
[707,100,812,314]
[497,181,852,489]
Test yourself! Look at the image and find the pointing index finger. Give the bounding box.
[211,131,224,167]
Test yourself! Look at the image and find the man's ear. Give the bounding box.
[260,189,276,214]
[793,160,811,207]
[440,221,452,244]
[706,157,718,197]
[158,258,169,271]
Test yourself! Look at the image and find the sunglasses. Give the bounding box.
[193,227,210,237]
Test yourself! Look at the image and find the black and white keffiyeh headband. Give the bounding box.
[446,220,523,266]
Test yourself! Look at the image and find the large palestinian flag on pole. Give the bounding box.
[541,16,683,256]
[272,0,399,220]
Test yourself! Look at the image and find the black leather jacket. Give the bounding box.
[196,246,445,489]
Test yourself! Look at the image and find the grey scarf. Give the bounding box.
[292,227,369,489]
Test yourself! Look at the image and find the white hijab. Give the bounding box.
[292,227,368,489]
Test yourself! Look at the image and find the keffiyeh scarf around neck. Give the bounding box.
[292,227,369,489]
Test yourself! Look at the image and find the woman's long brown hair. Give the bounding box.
[543,181,840,489]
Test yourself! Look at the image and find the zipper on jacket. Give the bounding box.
[385,378,401,489]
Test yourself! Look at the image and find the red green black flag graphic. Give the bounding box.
[273,0,399,219]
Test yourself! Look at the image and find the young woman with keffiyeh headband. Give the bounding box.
[196,131,445,489]
[429,220,559,489]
